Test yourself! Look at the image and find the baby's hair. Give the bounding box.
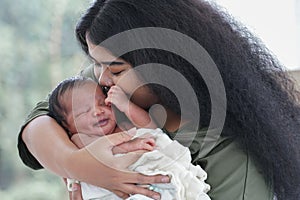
[48,76,94,133]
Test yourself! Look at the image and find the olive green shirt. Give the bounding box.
[17,66,273,200]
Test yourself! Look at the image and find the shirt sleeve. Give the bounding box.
[196,137,273,200]
[17,100,50,169]
[17,65,95,170]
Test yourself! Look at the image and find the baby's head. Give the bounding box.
[49,77,117,136]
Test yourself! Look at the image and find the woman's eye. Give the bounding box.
[110,70,123,76]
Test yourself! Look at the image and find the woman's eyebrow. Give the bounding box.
[101,61,124,66]
[88,54,124,66]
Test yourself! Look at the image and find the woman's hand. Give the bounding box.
[70,182,83,200]
[69,129,169,200]
[62,178,83,200]
[68,177,168,200]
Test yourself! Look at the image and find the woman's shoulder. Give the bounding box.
[195,135,273,200]
[164,127,274,200]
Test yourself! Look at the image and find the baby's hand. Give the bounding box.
[112,137,156,155]
[105,85,129,112]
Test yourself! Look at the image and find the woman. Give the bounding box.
[18,0,300,199]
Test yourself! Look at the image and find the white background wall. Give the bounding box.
[214,0,300,70]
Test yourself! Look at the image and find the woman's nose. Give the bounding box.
[98,67,113,87]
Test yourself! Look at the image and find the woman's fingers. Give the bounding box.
[62,178,73,200]
[71,182,83,200]
[121,183,161,200]
[111,190,130,199]
[133,173,170,185]
[68,175,169,200]
[116,173,170,199]
[63,180,82,200]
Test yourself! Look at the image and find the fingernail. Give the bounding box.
[152,194,160,200]
[162,176,170,183]
[72,183,78,191]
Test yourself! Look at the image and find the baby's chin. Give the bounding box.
[93,127,114,136]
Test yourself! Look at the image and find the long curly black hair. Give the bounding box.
[75,0,300,199]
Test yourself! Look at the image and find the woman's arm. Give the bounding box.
[71,133,100,149]
[22,115,168,199]
[22,115,77,176]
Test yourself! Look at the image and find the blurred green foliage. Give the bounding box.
[0,0,90,199]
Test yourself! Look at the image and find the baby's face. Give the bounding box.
[62,80,116,136]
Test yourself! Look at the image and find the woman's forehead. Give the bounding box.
[86,37,117,62]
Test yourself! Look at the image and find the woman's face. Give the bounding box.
[86,36,159,109]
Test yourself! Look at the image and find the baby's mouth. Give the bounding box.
[93,119,108,127]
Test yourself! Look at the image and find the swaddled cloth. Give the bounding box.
[68,128,211,200]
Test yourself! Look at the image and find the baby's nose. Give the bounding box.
[93,107,104,116]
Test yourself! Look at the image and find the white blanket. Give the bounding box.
[68,128,211,200]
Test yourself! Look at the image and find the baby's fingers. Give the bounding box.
[111,190,130,199]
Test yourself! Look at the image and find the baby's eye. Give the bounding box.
[75,108,90,118]
[82,108,91,115]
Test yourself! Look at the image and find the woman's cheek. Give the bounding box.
[94,67,101,81]
[114,70,144,95]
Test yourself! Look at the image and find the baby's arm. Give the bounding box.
[105,86,157,129]
[72,131,155,155]
[112,136,156,155]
